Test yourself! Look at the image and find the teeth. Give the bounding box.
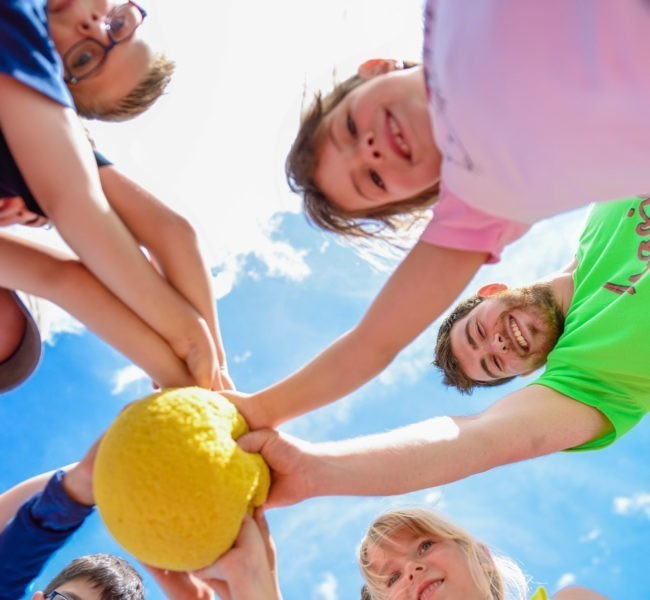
[388,115,411,157]
[510,318,528,349]
[419,580,443,600]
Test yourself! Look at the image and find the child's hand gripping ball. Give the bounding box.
[93,387,270,570]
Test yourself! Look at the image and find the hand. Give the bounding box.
[211,365,236,392]
[237,429,313,508]
[61,437,101,506]
[192,510,281,600]
[0,197,49,227]
[172,317,218,389]
[143,565,214,600]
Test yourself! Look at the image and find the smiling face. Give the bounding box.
[46,0,153,113]
[449,284,564,383]
[365,528,485,600]
[314,65,441,213]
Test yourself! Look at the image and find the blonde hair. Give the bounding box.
[359,508,528,600]
[73,54,175,122]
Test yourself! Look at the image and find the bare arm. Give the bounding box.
[233,242,486,428]
[0,232,194,387]
[0,76,215,387]
[239,385,610,505]
[98,166,232,389]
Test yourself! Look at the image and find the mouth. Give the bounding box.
[418,578,444,600]
[48,0,74,13]
[508,315,529,352]
[386,112,412,161]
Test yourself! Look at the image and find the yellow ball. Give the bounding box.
[93,387,270,570]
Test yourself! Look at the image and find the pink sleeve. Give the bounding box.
[419,186,530,264]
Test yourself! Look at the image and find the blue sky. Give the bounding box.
[4,0,650,598]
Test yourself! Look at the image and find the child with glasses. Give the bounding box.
[0,0,231,390]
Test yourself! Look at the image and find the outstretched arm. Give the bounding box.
[239,385,610,505]
[553,587,609,600]
[0,76,216,387]
[0,232,194,387]
[98,166,233,390]
[230,242,486,428]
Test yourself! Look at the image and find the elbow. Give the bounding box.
[159,211,200,248]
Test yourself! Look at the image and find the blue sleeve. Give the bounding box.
[0,470,95,600]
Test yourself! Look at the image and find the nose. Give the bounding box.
[76,11,107,39]
[407,563,424,581]
[359,131,383,164]
[491,332,508,354]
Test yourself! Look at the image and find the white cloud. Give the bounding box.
[613,492,650,518]
[556,573,576,589]
[233,350,252,364]
[378,332,435,388]
[111,365,148,395]
[579,528,601,543]
[313,573,338,600]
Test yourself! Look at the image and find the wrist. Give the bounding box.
[61,465,94,506]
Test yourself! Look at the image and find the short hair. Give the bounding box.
[43,554,144,600]
[73,54,175,122]
[286,62,439,240]
[359,508,528,600]
[433,294,516,394]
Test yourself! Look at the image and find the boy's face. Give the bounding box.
[314,66,441,213]
[47,0,153,109]
[32,576,104,600]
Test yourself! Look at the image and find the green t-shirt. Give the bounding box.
[531,588,549,600]
[535,197,650,451]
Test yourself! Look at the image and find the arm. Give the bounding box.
[0,76,216,387]
[0,232,194,387]
[239,385,611,505]
[231,242,486,428]
[193,511,282,600]
[98,166,232,390]
[0,445,97,598]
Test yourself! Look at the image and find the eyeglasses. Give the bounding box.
[63,1,147,85]
[46,592,74,600]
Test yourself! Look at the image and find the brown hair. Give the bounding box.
[286,63,439,240]
[73,54,175,122]
[359,508,519,600]
[43,554,144,600]
[433,295,516,394]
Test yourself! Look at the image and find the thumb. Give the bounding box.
[237,428,276,454]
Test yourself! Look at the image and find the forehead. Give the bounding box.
[56,577,103,600]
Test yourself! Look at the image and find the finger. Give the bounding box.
[236,429,275,454]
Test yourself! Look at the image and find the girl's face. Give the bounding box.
[47,0,152,106]
[365,528,485,600]
[314,66,441,213]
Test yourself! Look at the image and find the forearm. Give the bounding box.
[99,168,228,372]
[0,82,214,384]
[0,234,193,387]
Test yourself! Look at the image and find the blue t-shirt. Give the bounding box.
[0,0,111,216]
[0,470,94,599]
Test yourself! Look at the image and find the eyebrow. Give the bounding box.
[464,320,498,380]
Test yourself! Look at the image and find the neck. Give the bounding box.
[545,271,575,318]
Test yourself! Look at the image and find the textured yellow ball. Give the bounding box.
[93,387,270,570]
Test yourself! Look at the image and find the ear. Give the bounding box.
[476,283,508,298]
[357,59,401,80]
[31,593,44,600]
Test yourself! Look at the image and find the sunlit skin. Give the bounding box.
[0,289,26,363]
[365,528,484,600]
[450,284,565,383]
[314,62,442,213]
[31,577,104,600]
[47,0,153,110]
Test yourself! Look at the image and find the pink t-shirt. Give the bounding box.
[420,0,650,260]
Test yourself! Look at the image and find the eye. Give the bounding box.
[370,170,385,190]
[346,114,358,137]
[387,572,401,588]
[418,540,434,555]
[477,321,485,339]
[109,15,127,34]
[493,356,502,372]
[70,49,95,69]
